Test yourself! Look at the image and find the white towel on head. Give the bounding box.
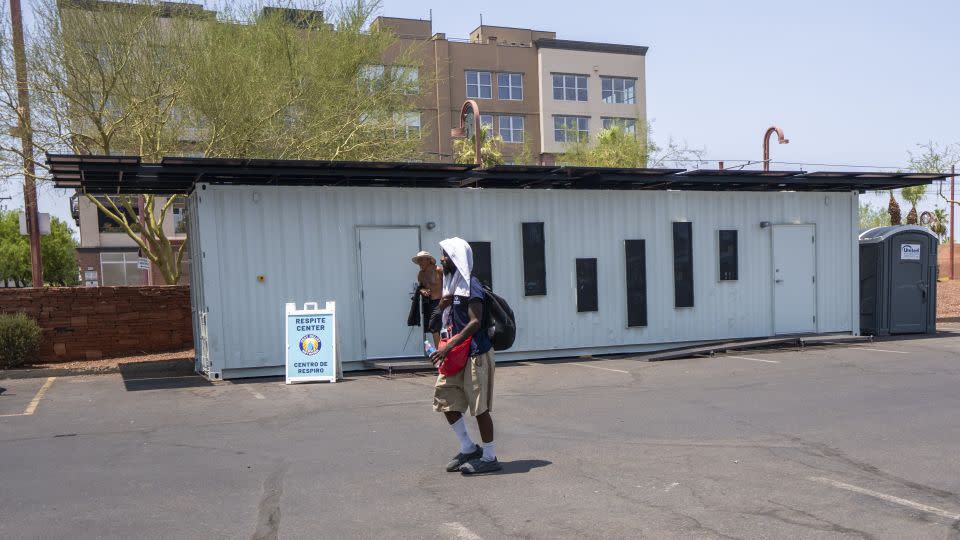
[439,237,472,297]
[439,237,473,329]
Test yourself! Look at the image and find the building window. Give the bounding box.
[719,230,738,281]
[396,65,419,94]
[395,112,421,138]
[100,252,143,286]
[497,72,523,100]
[172,204,187,234]
[601,76,636,104]
[625,240,647,327]
[96,198,139,234]
[552,73,588,101]
[466,70,492,99]
[479,114,493,130]
[470,241,493,288]
[673,222,694,308]
[576,258,598,312]
[601,117,637,135]
[499,115,524,143]
[359,64,385,90]
[554,116,589,143]
[522,222,546,296]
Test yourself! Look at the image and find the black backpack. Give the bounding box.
[481,284,516,351]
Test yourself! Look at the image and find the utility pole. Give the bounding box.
[951,164,956,280]
[10,0,43,287]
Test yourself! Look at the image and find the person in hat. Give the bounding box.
[413,250,443,346]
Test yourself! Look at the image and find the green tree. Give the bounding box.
[454,124,504,168]
[559,119,704,168]
[0,0,423,284]
[0,209,78,286]
[859,202,888,230]
[930,207,948,243]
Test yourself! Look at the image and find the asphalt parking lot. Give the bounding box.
[3,329,960,540]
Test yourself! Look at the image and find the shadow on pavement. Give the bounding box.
[497,459,552,474]
[119,359,213,391]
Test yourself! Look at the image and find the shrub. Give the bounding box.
[0,313,42,369]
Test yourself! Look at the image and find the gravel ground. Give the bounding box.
[25,349,194,372]
[937,279,960,319]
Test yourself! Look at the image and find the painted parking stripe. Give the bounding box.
[849,347,910,355]
[727,355,780,364]
[0,377,56,418]
[568,362,630,374]
[442,522,483,540]
[809,477,960,521]
[240,384,266,400]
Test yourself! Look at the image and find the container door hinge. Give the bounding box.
[812,275,816,283]
[813,315,817,323]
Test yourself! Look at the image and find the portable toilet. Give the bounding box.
[859,225,938,336]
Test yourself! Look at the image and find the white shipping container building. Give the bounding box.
[47,157,947,380]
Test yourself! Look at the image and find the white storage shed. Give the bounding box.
[48,156,946,380]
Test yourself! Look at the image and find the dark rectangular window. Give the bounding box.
[522,222,546,296]
[673,222,694,308]
[575,258,598,312]
[719,230,738,281]
[625,240,647,327]
[470,241,492,288]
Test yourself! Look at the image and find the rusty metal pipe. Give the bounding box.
[451,100,482,166]
[762,126,789,172]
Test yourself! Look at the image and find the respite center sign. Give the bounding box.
[285,301,338,384]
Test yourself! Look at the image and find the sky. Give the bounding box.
[1,0,958,230]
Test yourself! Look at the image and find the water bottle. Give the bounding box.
[424,340,436,357]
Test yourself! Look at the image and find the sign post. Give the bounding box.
[285,301,339,384]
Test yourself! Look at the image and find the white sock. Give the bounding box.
[451,418,475,454]
[481,441,496,461]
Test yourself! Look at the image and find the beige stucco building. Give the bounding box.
[372,17,648,164]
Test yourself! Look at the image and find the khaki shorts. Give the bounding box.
[433,350,495,416]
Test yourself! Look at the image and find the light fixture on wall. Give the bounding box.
[426,221,436,230]
[760,221,771,228]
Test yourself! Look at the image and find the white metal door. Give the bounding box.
[772,224,817,334]
[358,227,422,359]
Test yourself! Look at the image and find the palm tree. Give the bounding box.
[888,191,902,225]
[454,125,504,168]
[901,185,926,225]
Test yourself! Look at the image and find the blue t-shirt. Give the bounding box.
[450,277,492,356]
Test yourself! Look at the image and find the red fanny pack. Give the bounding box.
[437,337,471,376]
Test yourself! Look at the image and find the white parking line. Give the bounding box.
[849,347,909,355]
[809,477,960,521]
[727,355,780,364]
[568,362,630,374]
[239,384,266,400]
[0,377,56,418]
[442,522,483,540]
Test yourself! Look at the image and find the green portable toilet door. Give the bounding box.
[889,234,929,334]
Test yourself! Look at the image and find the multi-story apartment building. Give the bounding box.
[72,7,647,285]
[373,17,647,164]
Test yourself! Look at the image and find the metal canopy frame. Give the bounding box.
[46,154,950,195]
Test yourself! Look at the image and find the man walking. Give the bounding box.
[412,250,443,346]
[430,237,500,474]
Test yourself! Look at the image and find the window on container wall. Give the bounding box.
[576,258,598,312]
[718,230,738,281]
[470,241,493,288]
[522,222,546,296]
[673,222,694,308]
[624,240,647,327]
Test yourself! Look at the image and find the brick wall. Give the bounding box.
[0,286,193,363]
[938,244,960,279]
